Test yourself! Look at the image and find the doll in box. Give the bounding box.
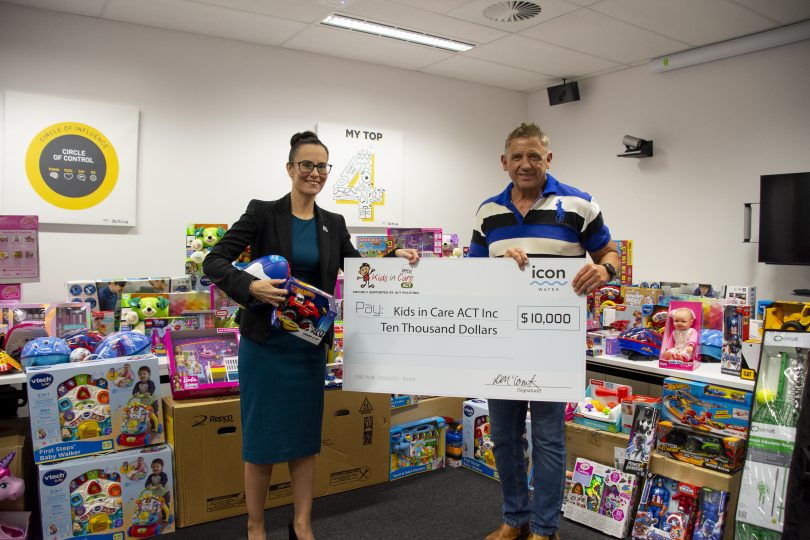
[663,308,699,361]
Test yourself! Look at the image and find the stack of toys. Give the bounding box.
[564,457,639,538]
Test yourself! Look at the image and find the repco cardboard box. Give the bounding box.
[164,389,390,527]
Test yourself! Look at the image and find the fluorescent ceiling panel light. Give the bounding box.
[322,14,474,52]
[650,19,810,73]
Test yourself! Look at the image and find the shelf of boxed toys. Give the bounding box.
[566,421,742,540]
[587,354,754,391]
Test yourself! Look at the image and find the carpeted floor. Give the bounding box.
[162,466,609,539]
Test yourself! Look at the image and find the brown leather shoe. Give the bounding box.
[485,522,531,540]
[526,532,560,540]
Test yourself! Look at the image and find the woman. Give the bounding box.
[203,131,418,540]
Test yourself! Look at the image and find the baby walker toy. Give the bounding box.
[128,485,173,538]
[118,393,162,447]
[58,374,112,441]
[69,469,123,535]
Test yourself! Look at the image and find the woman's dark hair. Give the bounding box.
[289,131,329,162]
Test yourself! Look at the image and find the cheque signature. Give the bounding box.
[489,373,542,393]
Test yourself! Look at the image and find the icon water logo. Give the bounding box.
[528,266,568,291]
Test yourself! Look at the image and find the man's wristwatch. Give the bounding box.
[601,263,618,282]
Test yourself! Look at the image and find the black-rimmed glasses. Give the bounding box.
[291,160,332,174]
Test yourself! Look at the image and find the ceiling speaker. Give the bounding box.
[547,81,580,106]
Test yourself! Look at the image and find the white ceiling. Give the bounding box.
[5,0,810,92]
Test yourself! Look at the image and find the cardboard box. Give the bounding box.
[661,378,752,439]
[37,444,175,540]
[0,418,34,511]
[164,389,390,527]
[565,421,629,471]
[27,355,165,463]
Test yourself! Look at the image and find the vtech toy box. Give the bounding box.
[27,355,164,463]
[461,399,532,481]
[37,444,174,540]
[389,416,446,480]
[661,378,752,439]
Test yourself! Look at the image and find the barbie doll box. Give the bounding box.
[563,458,639,538]
[37,444,174,540]
[27,355,165,463]
[165,328,240,399]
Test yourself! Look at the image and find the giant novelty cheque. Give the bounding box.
[343,257,586,401]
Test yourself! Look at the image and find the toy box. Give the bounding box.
[725,286,757,309]
[65,281,99,310]
[623,403,660,475]
[720,304,750,376]
[37,444,174,540]
[119,293,171,333]
[273,277,337,345]
[602,304,644,334]
[632,473,700,540]
[622,286,661,307]
[621,395,662,434]
[27,355,164,463]
[386,227,442,257]
[692,488,729,540]
[144,316,205,356]
[389,416,446,480]
[355,234,395,257]
[659,300,703,370]
[736,331,809,538]
[564,457,639,538]
[1,303,47,326]
[655,420,745,474]
[661,378,752,439]
[614,240,632,285]
[461,399,532,480]
[165,328,240,399]
[573,380,632,433]
[44,302,90,337]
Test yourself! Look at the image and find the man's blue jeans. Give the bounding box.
[489,399,566,536]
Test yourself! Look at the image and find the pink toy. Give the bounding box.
[660,301,703,370]
[0,452,24,502]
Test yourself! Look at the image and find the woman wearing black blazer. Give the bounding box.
[203,131,417,540]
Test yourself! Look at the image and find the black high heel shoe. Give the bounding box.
[288,520,298,540]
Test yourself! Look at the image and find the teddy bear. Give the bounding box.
[129,296,170,320]
[195,226,225,248]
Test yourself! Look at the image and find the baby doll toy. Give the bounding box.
[663,308,699,361]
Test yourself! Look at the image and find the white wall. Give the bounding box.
[2,3,808,304]
[528,40,810,300]
[0,3,524,302]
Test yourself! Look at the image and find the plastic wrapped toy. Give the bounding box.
[20,336,70,368]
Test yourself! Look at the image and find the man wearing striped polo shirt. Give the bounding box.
[473,122,621,540]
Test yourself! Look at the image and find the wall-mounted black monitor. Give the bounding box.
[759,172,810,265]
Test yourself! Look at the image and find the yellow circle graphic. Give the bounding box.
[25,121,119,210]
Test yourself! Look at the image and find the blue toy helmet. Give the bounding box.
[92,331,151,359]
[62,328,105,353]
[243,255,290,281]
[21,337,71,368]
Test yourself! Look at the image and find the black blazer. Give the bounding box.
[202,193,361,344]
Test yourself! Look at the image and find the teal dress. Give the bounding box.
[239,216,326,464]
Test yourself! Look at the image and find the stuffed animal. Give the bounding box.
[195,226,225,248]
[129,296,170,320]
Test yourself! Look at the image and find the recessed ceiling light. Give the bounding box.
[321,14,475,52]
[483,1,542,23]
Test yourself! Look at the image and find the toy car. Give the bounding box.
[618,327,663,359]
[280,293,324,330]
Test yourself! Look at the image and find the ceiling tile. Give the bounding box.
[520,8,690,64]
[466,34,621,78]
[340,0,507,44]
[447,0,579,33]
[591,0,777,46]
[104,0,307,47]
[561,0,602,6]
[188,0,336,23]
[282,24,454,70]
[386,0,470,15]
[729,0,810,24]
[422,55,559,91]
[3,0,106,17]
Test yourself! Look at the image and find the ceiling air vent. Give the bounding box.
[482,1,542,23]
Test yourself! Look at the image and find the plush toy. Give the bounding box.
[195,226,225,248]
[129,296,170,320]
[441,234,459,258]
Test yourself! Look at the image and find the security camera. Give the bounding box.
[622,135,644,151]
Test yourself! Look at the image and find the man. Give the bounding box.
[470,123,620,540]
